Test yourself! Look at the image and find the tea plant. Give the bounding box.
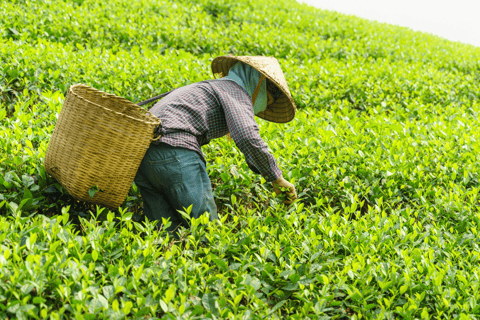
[1,0,480,318]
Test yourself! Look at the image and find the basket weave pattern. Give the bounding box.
[44,84,161,208]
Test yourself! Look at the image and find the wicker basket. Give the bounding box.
[44,84,161,208]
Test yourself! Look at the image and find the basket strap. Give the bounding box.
[137,90,174,106]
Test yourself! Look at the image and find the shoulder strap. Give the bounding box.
[137,89,174,106]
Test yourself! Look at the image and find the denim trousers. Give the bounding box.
[134,143,218,233]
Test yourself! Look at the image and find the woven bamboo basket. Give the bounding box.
[44,84,161,208]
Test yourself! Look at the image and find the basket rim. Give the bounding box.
[69,84,161,126]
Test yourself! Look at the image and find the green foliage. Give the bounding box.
[1,0,480,318]
[88,185,105,199]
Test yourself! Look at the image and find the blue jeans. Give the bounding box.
[134,143,218,234]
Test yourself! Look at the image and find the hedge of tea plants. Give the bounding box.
[1,0,480,318]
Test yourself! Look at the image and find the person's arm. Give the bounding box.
[222,93,281,182]
[217,85,297,203]
[229,119,297,204]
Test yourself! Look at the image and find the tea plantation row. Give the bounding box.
[1,0,480,318]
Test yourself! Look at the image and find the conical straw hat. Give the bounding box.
[211,55,296,123]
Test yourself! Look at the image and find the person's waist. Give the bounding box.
[154,135,206,163]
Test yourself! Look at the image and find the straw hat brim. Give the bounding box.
[211,55,296,123]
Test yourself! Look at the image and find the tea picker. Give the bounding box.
[44,55,297,234]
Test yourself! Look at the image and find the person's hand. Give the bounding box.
[272,176,297,205]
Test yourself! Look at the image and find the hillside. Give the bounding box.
[1,0,480,318]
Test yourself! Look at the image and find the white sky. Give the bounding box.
[298,0,480,47]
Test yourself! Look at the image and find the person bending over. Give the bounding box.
[134,55,297,235]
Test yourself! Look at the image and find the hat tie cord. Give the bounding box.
[252,74,266,106]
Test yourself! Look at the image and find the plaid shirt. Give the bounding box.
[148,79,282,182]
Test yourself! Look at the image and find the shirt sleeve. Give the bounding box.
[215,81,282,182]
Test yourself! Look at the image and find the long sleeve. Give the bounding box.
[215,81,282,182]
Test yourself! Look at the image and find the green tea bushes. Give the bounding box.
[2,0,480,317]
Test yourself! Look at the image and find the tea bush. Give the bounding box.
[1,0,480,318]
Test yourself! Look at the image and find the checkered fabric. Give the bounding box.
[148,79,282,182]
